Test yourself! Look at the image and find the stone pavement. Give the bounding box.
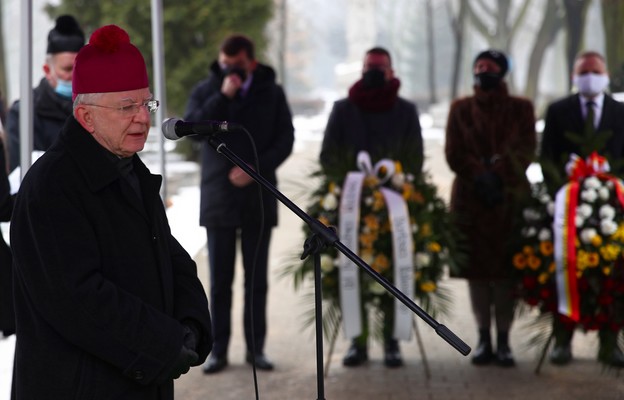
[174,136,624,400]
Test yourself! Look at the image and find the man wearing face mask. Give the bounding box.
[320,47,423,368]
[541,51,624,187]
[540,51,624,368]
[6,15,85,172]
[184,34,294,374]
[445,49,536,368]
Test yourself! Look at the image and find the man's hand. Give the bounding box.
[221,74,242,99]
[229,166,254,187]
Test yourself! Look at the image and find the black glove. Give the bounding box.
[474,171,504,208]
[155,326,199,383]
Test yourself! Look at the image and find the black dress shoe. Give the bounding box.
[342,343,368,367]
[202,354,228,374]
[384,339,403,368]
[246,353,274,370]
[471,341,493,365]
[599,345,624,368]
[549,344,572,365]
[495,344,515,367]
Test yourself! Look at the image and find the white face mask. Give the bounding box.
[573,73,610,97]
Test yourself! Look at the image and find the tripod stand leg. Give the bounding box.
[413,318,431,380]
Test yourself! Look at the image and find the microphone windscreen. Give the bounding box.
[162,118,182,140]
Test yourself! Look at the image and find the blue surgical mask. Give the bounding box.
[55,79,73,99]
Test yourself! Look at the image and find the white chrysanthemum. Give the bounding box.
[599,204,616,220]
[580,189,598,203]
[406,173,415,182]
[427,203,435,212]
[538,228,551,241]
[579,228,597,244]
[601,219,618,236]
[584,176,601,189]
[369,281,386,295]
[332,186,341,195]
[414,252,431,268]
[577,203,593,219]
[523,227,537,238]
[547,201,555,216]
[364,196,374,206]
[361,252,374,265]
[322,193,338,211]
[391,173,405,189]
[575,215,585,227]
[598,186,610,201]
[523,208,540,222]
[539,194,551,204]
[606,180,615,189]
[412,223,419,233]
[320,254,335,273]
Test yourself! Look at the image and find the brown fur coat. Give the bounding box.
[445,83,536,279]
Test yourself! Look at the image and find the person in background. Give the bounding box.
[184,34,294,374]
[540,50,624,367]
[0,126,12,338]
[320,46,423,368]
[6,14,84,171]
[445,49,536,368]
[10,25,212,399]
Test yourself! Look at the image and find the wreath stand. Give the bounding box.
[202,134,469,399]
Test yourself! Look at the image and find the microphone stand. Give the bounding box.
[204,135,471,400]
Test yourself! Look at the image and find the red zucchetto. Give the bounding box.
[72,24,148,100]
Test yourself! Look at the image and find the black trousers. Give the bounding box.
[206,225,272,358]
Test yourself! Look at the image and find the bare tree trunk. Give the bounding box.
[278,0,288,88]
[601,0,624,92]
[0,0,6,125]
[447,0,467,100]
[562,0,591,90]
[525,0,564,103]
[426,0,437,104]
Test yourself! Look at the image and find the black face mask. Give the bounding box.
[362,68,386,89]
[474,72,502,91]
[222,66,248,82]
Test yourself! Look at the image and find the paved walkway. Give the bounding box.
[174,136,624,400]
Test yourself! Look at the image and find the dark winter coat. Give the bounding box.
[10,117,212,399]
[540,93,624,183]
[0,139,13,335]
[320,96,423,173]
[445,83,536,279]
[184,61,294,228]
[7,78,74,171]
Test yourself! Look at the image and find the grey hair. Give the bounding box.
[73,93,104,116]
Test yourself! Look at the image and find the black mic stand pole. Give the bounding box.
[204,135,471,400]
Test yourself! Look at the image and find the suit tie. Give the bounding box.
[585,100,596,134]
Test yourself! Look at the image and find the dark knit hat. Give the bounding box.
[473,49,509,76]
[47,15,85,54]
[72,25,149,100]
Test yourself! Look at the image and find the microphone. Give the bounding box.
[162,118,243,140]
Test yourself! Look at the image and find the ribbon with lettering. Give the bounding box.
[339,151,414,340]
[554,152,624,321]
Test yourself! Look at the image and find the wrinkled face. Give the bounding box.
[473,58,501,75]
[573,55,607,76]
[44,52,78,88]
[363,52,394,81]
[77,88,152,158]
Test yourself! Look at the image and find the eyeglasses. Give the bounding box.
[85,99,160,116]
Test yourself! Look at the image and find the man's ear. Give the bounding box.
[74,105,95,133]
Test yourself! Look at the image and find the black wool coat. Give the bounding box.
[10,117,212,399]
[540,93,624,183]
[184,61,294,228]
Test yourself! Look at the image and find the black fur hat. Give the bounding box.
[47,15,85,54]
[473,49,509,76]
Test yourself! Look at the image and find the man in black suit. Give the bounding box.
[541,51,624,187]
[540,50,624,368]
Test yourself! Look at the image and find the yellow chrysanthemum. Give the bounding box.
[364,214,380,231]
[419,281,437,293]
[328,181,336,194]
[318,216,330,227]
[591,235,603,247]
[428,242,442,253]
[587,252,600,268]
[548,261,556,273]
[513,253,527,269]
[372,254,391,273]
[420,223,432,237]
[538,272,550,284]
[603,267,612,276]
[359,232,377,249]
[394,161,403,174]
[522,245,534,255]
[540,241,554,256]
[364,176,379,188]
[528,255,541,270]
